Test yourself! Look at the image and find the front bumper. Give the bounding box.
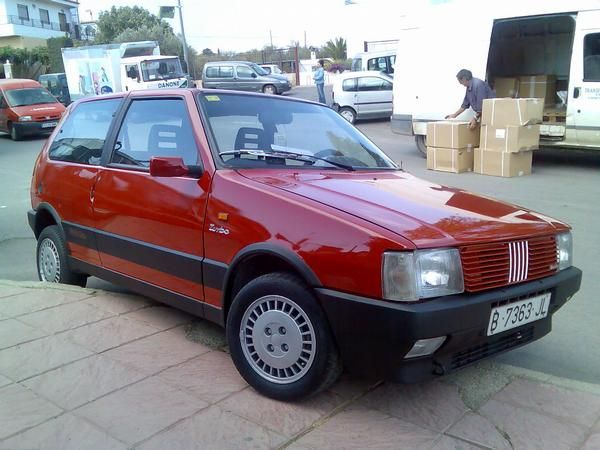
[277,83,292,94]
[317,267,582,383]
[14,120,59,136]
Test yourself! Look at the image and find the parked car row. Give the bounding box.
[202,61,291,95]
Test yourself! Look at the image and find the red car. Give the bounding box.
[29,89,581,400]
[0,79,65,140]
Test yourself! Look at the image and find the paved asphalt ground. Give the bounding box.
[0,85,599,386]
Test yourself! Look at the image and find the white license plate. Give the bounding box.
[41,121,58,128]
[487,293,551,336]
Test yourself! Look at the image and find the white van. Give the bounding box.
[351,50,396,76]
[391,2,600,154]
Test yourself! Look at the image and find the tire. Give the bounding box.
[8,123,21,141]
[263,84,277,95]
[37,225,87,287]
[339,107,356,124]
[415,135,427,158]
[226,272,342,401]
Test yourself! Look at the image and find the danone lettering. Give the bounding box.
[158,80,182,89]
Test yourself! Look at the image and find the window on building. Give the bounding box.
[58,12,67,31]
[584,33,600,82]
[17,4,29,21]
[39,9,50,25]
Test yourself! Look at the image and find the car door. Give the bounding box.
[355,76,393,118]
[0,91,9,131]
[42,97,123,266]
[235,65,259,91]
[569,11,600,148]
[92,94,210,300]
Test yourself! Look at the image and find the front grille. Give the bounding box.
[450,326,534,370]
[460,235,557,292]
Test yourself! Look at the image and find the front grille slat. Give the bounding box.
[460,236,557,292]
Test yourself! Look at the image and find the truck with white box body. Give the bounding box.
[391,1,600,154]
[62,41,188,101]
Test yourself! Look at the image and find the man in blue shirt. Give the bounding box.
[313,60,326,104]
[446,69,495,129]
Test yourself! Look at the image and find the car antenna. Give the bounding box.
[400,160,403,171]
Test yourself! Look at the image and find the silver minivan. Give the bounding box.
[202,61,291,95]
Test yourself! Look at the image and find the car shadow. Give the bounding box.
[535,147,600,168]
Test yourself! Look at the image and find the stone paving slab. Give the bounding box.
[1,280,600,450]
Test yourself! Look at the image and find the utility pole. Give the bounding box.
[177,0,190,74]
[269,29,273,48]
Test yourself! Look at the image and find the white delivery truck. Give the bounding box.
[391,1,600,154]
[62,41,188,101]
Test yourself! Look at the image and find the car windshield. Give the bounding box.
[197,92,398,170]
[5,88,57,107]
[251,63,269,76]
[140,58,184,82]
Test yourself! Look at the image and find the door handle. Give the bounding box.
[573,87,581,99]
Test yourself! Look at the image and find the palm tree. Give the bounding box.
[323,37,347,60]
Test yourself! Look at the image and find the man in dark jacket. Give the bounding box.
[446,69,495,129]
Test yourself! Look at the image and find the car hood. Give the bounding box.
[12,103,64,119]
[238,169,566,247]
[266,74,289,82]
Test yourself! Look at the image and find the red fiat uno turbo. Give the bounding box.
[29,89,581,400]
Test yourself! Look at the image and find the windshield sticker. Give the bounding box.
[205,95,221,101]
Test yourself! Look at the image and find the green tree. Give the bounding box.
[322,37,347,60]
[202,48,215,56]
[46,37,73,73]
[0,46,49,78]
[95,6,168,43]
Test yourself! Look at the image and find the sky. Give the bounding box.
[77,0,355,53]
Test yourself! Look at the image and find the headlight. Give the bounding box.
[556,231,572,270]
[19,116,33,122]
[382,249,464,302]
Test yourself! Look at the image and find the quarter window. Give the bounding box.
[112,99,198,167]
[584,33,600,82]
[49,99,121,165]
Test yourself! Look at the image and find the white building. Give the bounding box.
[0,0,79,48]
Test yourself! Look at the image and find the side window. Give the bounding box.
[0,93,6,109]
[584,33,600,81]
[357,77,390,91]
[112,98,198,167]
[236,66,254,78]
[220,66,234,78]
[206,67,219,78]
[49,99,121,165]
[342,78,357,92]
[367,58,378,71]
[388,55,396,74]
[125,64,139,80]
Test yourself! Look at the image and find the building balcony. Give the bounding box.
[4,15,72,33]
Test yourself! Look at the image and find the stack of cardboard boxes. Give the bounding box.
[475,98,544,177]
[426,121,479,173]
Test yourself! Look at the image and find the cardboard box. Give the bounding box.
[481,98,544,127]
[494,77,519,98]
[426,121,480,149]
[427,146,474,173]
[518,75,557,105]
[480,125,540,153]
[474,148,532,177]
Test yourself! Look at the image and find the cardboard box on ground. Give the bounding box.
[475,148,533,177]
[426,121,479,173]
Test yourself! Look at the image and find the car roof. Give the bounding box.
[339,70,392,79]
[0,79,42,89]
[204,61,257,66]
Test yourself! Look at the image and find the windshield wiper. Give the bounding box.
[218,149,355,171]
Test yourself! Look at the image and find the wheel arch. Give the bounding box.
[32,203,63,240]
[221,243,321,323]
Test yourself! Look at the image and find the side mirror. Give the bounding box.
[251,72,257,78]
[149,157,203,178]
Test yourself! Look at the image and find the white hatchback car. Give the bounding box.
[332,71,393,124]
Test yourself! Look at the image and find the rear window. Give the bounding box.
[49,99,121,165]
